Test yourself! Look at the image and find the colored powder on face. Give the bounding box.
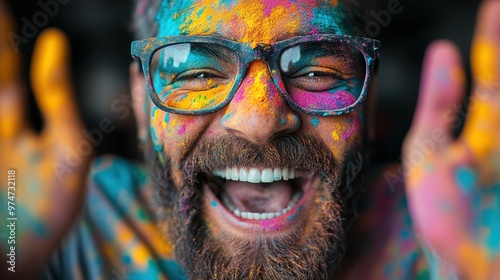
[286,214,297,221]
[332,131,340,140]
[311,2,354,35]
[149,127,158,141]
[176,117,196,135]
[290,89,357,111]
[221,113,233,124]
[234,62,278,117]
[163,84,228,111]
[342,115,360,140]
[259,219,282,231]
[246,65,273,111]
[150,128,163,152]
[156,0,351,41]
[151,106,159,119]
[310,118,320,127]
[291,114,300,128]
[455,167,477,194]
[178,124,186,134]
[162,112,170,128]
[177,0,303,46]
[210,200,218,207]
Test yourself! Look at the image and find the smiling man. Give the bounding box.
[130,0,375,278]
[2,0,500,279]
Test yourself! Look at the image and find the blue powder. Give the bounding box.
[310,118,320,127]
[455,167,477,194]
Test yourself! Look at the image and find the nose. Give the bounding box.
[221,61,300,144]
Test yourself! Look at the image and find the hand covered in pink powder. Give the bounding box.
[403,1,500,279]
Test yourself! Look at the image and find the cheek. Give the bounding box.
[304,113,362,159]
[149,106,207,168]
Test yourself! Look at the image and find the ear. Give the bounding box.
[129,61,149,143]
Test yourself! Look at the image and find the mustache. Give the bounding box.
[182,134,340,186]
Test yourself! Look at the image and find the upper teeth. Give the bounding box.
[214,167,301,183]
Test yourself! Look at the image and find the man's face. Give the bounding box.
[146,0,365,278]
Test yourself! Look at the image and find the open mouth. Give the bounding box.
[202,167,318,234]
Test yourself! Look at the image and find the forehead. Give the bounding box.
[155,0,354,42]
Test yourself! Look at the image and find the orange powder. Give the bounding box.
[180,0,302,46]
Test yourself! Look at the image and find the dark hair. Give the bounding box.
[132,0,368,39]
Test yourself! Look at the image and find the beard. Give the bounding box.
[146,134,364,280]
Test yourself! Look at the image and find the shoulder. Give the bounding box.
[89,154,148,191]
[44,155,186,280]
[340,163,430,280]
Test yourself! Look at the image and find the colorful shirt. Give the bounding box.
[43,156,185,280]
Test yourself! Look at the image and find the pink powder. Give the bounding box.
[290,89,357,111]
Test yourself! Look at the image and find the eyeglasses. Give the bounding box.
[131,34,380,116]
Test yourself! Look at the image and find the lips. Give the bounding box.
[203,166,318,234]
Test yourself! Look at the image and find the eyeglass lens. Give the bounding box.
[150,41,366,112]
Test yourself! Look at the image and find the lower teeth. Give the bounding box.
[222,192,302,220]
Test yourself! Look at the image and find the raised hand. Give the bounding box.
[0,4,91,278]
[404,1,500,279]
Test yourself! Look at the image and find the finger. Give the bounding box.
[0,1,21,87]
[404,41,465,158]
[0,1,24,139]
[462,0,500,165]
[30,28,82,130]
[130,61,148,143]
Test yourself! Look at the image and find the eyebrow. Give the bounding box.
[205,26,344,44]
[273,27,343,41]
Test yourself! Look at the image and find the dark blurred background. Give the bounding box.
[5,0,480,163]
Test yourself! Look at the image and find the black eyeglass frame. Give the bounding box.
[131,34,381,116]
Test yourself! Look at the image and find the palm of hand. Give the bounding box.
[403,2,500,279]
[0,27,91,277]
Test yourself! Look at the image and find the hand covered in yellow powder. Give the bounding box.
[0,3,91,278]
[403,1,500,279]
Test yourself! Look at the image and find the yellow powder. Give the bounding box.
[180,0,302,46]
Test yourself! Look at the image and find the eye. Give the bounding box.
[173,68,226,83]
[162,68,232,93]
[302,71,339,78]
[286,67,347,92]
